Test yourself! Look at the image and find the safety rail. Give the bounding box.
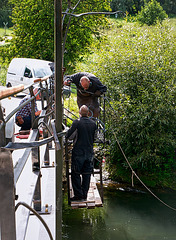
[0,76,60,240]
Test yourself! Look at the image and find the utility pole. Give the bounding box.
[54,0,63,239]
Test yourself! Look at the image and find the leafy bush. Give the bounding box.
[137,0,168,25]
[76,19,176,188]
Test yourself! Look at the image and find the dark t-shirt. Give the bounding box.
[65,116,97,151]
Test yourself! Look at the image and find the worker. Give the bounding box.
[15,88,41,130]
[65,105,97,201]
[64,72,107,118]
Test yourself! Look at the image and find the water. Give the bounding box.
[62,185,176,240]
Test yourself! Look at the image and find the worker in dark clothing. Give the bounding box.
[65,105,97,201]
[15,89,41,130]
[64,72,107,118]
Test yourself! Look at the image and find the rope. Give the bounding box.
[105,94,176,211]
[112,130,176,211]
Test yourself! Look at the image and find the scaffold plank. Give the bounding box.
[70,175,103,209]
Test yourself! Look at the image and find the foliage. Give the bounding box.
[110,0,176,16]
[110,0,144,15]
[63,88,79,126]
[0,56,9,85]
[0,0,13,27]
[158,0,176,15]
[76,19,176,188]
[0,0,110,71]
[137,0,168,25]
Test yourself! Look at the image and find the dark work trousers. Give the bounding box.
[77,96,100,118]
[71,148,94,199]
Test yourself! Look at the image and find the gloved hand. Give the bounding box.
[63,77,72,86]
[93,90,102,97]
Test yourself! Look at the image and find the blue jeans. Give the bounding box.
[71,148,94,199]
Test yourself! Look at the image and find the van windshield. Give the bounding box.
[33,66,52,78]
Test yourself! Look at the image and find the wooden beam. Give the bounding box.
[0,84,24,100]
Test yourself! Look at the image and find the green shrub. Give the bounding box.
[76,19,176,188]
[137,0,168,25]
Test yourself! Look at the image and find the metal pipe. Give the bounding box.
[15,202,53,240]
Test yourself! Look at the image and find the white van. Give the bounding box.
[6,58,53,88]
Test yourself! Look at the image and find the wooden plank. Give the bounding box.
[71,204,79,209]
[34,75,50,83]
[69,175,103,209]
[78,202,87,208]
[94,187,103,207]
[87,202,95,209]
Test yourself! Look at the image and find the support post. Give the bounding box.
[32,145,41,211]
[30,86,36,128]
[54,0,63,239]
[39,82,45,110]
[0,105,16,240]
[44,143,50,166]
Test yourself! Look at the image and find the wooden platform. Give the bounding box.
[70,175,103,209]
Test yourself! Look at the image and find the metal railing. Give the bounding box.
[0,76,61,240]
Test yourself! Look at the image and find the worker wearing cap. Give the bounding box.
[64,72,107,118]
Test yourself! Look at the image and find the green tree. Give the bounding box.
[137,0,168,25]
[110,0,144,15]
[157,0,176,15]
[1,0,110,70]
[0,0,13,27]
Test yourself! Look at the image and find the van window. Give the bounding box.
[34,67,52,78]
[24,67,33,78]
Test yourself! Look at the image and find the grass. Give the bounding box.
[0,27,13,37]
[168,17,176,31]
[63,90,79,126]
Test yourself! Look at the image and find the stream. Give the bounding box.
[62,183,176,240]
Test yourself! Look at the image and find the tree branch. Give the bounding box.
[62,11,125,17]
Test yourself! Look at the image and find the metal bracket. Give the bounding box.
[30,204,52,215]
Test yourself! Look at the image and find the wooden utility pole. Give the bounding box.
[54,0,63,239]
[0,104,16,239]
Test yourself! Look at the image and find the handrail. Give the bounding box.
[0,78,57,240]
[33,75,51,83]
[0,85,42,130]
[0,84,24,100]
[22,75,52,92]
[15,202,54,240]
[4,131,67,150]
